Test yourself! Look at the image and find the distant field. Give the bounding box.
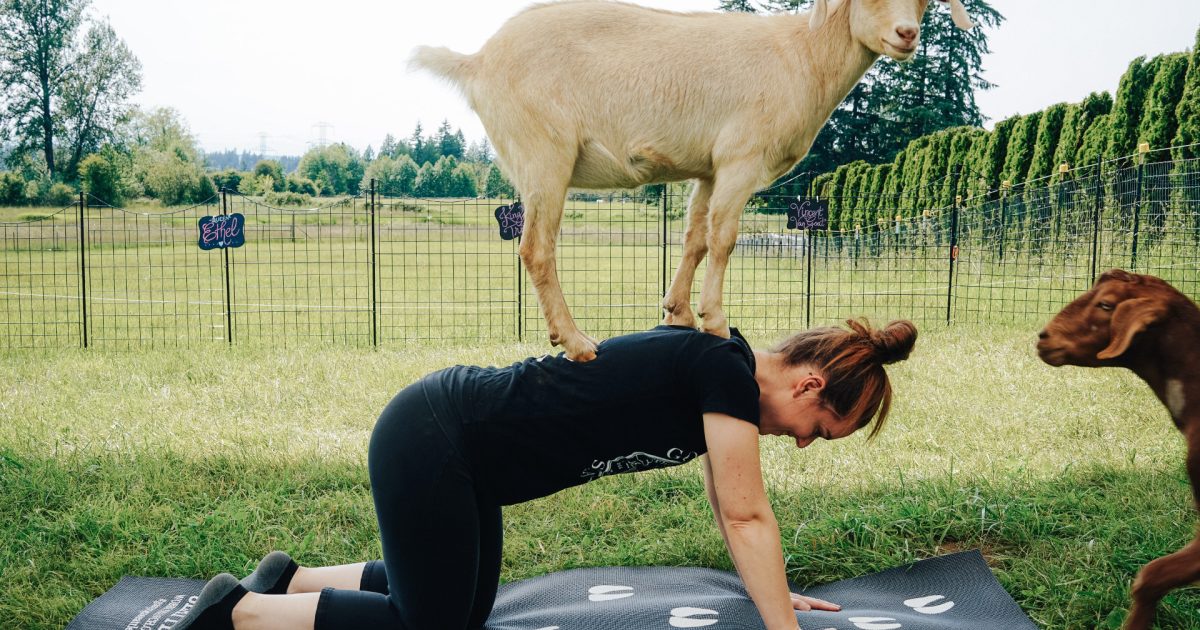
[4,194,1200,351]
[2,324,1199,628]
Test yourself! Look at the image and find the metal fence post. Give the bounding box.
[946,168,961,325]
[661,186,669,300]
[516,193,524,343]
[1055,163,1067,241]
[805,226,814,330]
[1131,144,1148,270]
[369,178,378,348]
[221,188,233,346]
[1090,160,1103,283]
[998,182,1009,261]
[77,191,88,349]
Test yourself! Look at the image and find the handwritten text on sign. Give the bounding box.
[786,198,829,230]
[494,202,524,240]
[198,214,246,250]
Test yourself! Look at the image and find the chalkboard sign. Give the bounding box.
[198,213,245,249]
[786,198,828,230]
[494,202,524,240]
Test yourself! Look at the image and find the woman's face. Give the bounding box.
[759,373,860,449]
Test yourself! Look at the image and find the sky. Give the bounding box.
[85,0,1200,158]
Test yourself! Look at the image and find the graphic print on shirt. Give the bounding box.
[580,447,698,481]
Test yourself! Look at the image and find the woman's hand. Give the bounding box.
[790,592,840,612]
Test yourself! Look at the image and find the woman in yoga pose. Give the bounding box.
[179,318,916,630]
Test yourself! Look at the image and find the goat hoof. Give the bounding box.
[701,321,731,339]
[662,311,697,328]
[1121,608,1154,630]
[561,331,599,363]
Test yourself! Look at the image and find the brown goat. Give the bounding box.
[1037,269,1200,630]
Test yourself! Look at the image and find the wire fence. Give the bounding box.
[3,150,1199,350]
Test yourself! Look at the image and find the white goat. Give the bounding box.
[413,0,973,361]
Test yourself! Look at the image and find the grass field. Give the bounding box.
[2,323,1199,629]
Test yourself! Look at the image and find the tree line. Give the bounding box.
[0,0,515,208]
[803,26,1200,234]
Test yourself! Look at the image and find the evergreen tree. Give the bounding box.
[410,122,439,166]
[450,163,478,197]
[979,115,1016,192]
[380,133,398,158]
[436,119,464,160]
[1107,56,1159,161]
[1027,103,1068,182]
[1173,26,1200,163]
[1139,53,1189,161]
[466,138,493,164]
[1051,92,1112,173]
[485,164,514,198]
[1075,113,1111,167]
[1000,111,1041,187]
[716,0,756,11]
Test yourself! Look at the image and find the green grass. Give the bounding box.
[2,324,1199,629]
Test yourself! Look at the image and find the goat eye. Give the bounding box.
[1097,302,1114,311]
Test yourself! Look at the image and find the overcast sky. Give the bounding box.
[86,0,1200,157]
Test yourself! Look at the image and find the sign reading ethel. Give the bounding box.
[198,214,246,250]
[786,198,829,231]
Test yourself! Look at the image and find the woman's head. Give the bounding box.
[770,318,917,440]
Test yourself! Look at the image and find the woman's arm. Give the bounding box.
[702,412,798,630]
[701,454,736,570]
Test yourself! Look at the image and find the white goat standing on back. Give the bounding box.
[413,0,973,361]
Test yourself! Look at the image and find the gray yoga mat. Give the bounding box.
[68,550,1036,629]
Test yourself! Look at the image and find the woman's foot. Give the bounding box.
[240,551,299,595]
[177,573,247,630]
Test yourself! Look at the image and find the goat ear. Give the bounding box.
[810,0,829,29]
[1097,297,1168,360]
[946,0,975,30]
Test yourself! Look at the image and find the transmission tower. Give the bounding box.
[311,122,334,148]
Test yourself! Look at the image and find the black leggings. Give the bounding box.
[315,375,503,629]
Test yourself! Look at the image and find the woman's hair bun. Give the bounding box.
[846,318,917,365]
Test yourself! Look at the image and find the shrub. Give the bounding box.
[0,172,26,205]
[44,182,77,207]
[78,153,123,205]
[286,176,318,196]
[264,191,312,206]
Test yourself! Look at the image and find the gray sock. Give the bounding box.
[176,573,245,630]
[240,551,299,595]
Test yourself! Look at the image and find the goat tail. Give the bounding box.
[409,46,476,88]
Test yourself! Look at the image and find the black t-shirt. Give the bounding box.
[428,325,760,505]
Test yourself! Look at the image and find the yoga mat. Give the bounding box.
[68,550,1036,629]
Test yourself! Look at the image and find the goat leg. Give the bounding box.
[697,168,759,338]
[1124,440,1200,630]
[662,178,713,328]
[1124,538,1200,630]
[518,187,598,362]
